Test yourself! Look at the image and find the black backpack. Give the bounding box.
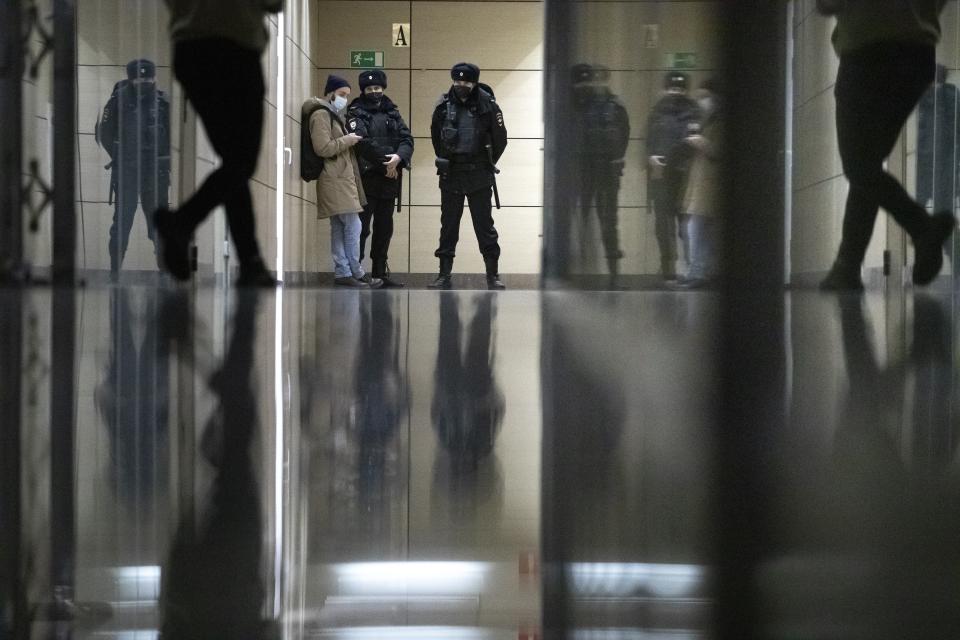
[300,102,336,182]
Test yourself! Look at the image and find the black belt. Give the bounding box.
[449,162,487,172]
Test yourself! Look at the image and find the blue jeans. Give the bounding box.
[686,215,717,281]
[330,213,364,279]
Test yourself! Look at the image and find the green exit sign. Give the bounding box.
[350,50,384,68]
[667,52,698,69]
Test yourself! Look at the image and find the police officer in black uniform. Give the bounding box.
[429,62,508,290]
[98,59,171,276]
[645,71,701,281]
[572,64,630,287]
[347,69,414,287]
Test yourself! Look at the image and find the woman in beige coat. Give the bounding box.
[311,75,381,288]
[676,79,722,289]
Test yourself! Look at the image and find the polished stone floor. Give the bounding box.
[4,285,960,638]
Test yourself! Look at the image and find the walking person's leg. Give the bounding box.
[157,40,269,282]
[825,44,954,290]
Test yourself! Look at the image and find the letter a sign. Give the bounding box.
[392,23,410,48]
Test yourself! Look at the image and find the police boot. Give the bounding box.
[428,256,454,289]
[484,257,506,290]
[373,260,405,288]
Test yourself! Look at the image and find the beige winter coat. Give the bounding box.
[683,115,722,218]
[308,98,367,220]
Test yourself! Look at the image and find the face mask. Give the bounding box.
[332,95,348,112]
[366,91,384,104]
[698,96,715,115]
[453,85,472,101]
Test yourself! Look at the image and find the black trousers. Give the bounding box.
[649,171,687,272]
[173,39,264,266]
[435,186,501,261]
[360,195,396,264]
[835,43,935,267]
[109,163,169,271]
[579,169,623,260]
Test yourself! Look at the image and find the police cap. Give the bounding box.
[126,59,156,81]
[451,62,480,83]
[359,69,387,90]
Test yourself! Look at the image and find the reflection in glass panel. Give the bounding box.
[77,2,178,282]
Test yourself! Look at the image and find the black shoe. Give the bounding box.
[913,211,957,286]
[359,273,383,289]
[428,273,452,289]
[486,274,506,290]
[154,207,191,281]
[236,268,278,287]
[372,261,404,287]
[819,262,864,292]
[334,276,369,288]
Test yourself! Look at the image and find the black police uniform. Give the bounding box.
[645,83,701,278]
[98,59,171,274]
[574,78,630,276]
[347,86,414,279]
[430,80,508,279]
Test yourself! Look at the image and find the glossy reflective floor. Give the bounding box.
[5,285,960,638]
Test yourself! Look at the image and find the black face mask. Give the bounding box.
[366,91,383,105]
[453,85,473,101]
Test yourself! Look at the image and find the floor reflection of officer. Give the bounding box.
[354,293,409,530]
[645,71,701,281]
[431,293,505,519]
[97,59,171,276]
[347,70,414,287]
[917,64,959,216]
[94,287,170,510]
[429,63,508,290]
[572,64,630,287]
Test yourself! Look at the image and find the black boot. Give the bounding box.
[428,256,453,289]
[484,257,506,290]
[373,259,405,288]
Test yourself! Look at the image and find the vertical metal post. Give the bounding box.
[49,0,79,623]
[0,290,26,640]
[715,2,789,639]
[540,0,575,286]
[52,0,76,283]
[0,0,24,280]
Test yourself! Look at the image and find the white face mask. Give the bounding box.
[332,95,348,112]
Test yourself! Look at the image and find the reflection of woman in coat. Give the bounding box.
[676,79,723,288]
[308,75,381,288]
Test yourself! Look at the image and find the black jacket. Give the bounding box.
[98,80,171,172]
[574,89,630,162]
[645,93,701,170]
[347,95,414,174]
[431,86,508,164]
